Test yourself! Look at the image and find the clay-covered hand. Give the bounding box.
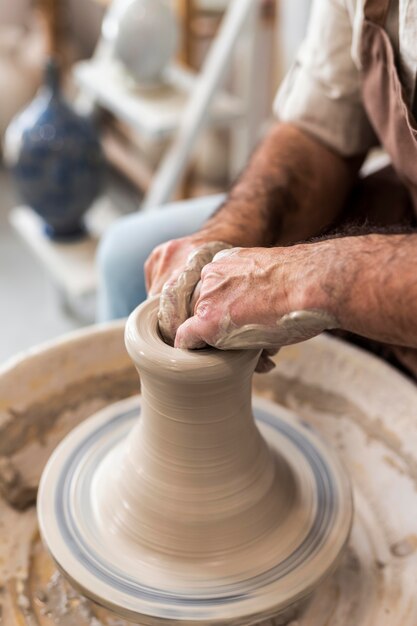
[157,241,232,344]
[174,245,339,365]
[148,237,275,373]
[145,235,212,297]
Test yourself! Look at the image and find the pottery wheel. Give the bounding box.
[2,317,417,625]
[38,396,351,624]
[36,298,352,625]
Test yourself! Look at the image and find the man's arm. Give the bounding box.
[196,123,362,247]
[322,233,417,346]
[147,0,372,296]
[175,233,417,351]
[146,122,362,296]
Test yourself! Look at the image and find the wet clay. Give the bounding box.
[157,244,338,353]
[119,301,289,560]
[158,241,231,344]
[2,317,417,625]
[37,298,352,625]
[209,309,338,351]
[0,368,138,510]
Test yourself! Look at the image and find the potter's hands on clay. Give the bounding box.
[145,235,208,297]
[145,236,232,341]
[146,237,274,373]
[174,245,339,370]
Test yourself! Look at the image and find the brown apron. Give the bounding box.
[361,0,417,209]
[336,0,417,381]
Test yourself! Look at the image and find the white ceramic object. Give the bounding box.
[102,0,179,87]
[38,298,353,624]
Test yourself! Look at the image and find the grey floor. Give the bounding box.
[0,168,82,364]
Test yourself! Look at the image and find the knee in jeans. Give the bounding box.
[97,220,137,284]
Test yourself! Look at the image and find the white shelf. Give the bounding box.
[74,59,243,140]
[10,200,120,299]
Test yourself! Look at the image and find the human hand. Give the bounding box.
[145,235,232,344]
[145,235,210,297]
[174,245,338,364]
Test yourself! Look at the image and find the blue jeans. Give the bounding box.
[97,194,225,321]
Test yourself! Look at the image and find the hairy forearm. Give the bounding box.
[316,234,417,346]
[197,123,362,247]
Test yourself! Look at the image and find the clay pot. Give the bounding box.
[119,298,273,557]
[102,0,179,87]
[38,297,352,624]
[4,58,105,240]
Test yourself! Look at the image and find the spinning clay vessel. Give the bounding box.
[37,298,353,625]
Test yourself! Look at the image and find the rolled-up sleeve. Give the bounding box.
[274,0,378,156]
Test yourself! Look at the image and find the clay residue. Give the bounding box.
[0,368,138,510]
[158,241,231,344]
[40,570,105,625]
[254,372,417,492]
[383,454,406,475]
[0,457,36,510]
[0,367,138,458]
[22,533,304,626]
[213,310,338,351]
[3,324,417,625]
[390,535,417,558]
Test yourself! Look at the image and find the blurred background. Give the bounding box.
[0,0,311,363]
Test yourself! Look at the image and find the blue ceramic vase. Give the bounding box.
[5,59,105,240]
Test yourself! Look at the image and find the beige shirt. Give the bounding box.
[274,0,417,156]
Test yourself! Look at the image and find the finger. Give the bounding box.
[149,249,172,296]
[174,315,207,350]
[158,242,231,344]
[149,239,185,296]
[157,272,186,343]
[211,247,238,263]
[149,248,180,296]
[190,280,201,313]
[149,276,166,297]
[158,264,202,343]
[144,250,160,294]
